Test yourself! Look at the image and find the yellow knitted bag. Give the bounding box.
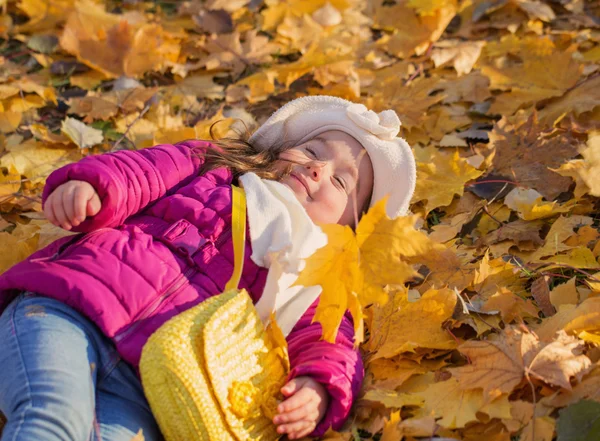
[140,185,289,441]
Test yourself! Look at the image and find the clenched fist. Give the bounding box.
[43,180,101,230]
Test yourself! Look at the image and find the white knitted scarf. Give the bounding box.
[239,172,327,336]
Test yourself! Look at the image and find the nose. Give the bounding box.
[306,163,323,181]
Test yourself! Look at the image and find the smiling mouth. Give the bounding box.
[291,173,311,197]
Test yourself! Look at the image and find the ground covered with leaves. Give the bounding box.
[0,0,599,440]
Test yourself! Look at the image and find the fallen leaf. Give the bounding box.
[0,139,81,184]
[0,165,21,198]
[539,76,600,126]
[294,223,360,343]
[550,278,579,310]
[356,200,436,306]
[535,297,600,342]
[488,114,580,201]
[375,0,457,58]
[366,286,458,359]
[61,117,104,149]
[415,377,511,429]
[412,146,484,214]
[531,275,556,317]
[431,40,485,76]
[504,188,573,221]
[361,389,424,409]
[519,416,555,441]
[452,327,590,399]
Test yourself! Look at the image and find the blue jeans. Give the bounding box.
[0,293,162,441]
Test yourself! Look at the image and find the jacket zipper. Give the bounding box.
[113,226,232,344]
[30,227,112,263]
[114,266,197,343]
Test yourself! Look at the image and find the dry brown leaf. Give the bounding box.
[453,327,591,399]
[531,276,556,317]
[488,114,580,201]
[200,30,277,76]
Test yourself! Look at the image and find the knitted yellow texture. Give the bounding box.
[140,289,289,441]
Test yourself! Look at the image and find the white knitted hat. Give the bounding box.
[249,95,416,218]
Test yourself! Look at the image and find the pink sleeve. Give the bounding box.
[285,299,364,437]
[41,140,210,232]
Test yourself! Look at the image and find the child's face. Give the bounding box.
[276,130,374,226]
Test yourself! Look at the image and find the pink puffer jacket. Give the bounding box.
[0,140,363,436]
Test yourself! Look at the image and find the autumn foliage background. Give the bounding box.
[1,0,600,440]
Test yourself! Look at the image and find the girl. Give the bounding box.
[0,96,415,441]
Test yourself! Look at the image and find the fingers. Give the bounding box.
[62,184,77,229]
[281,377,308,398]
[274,400,319,425]
[275,383,321,439]
[87,191,101,217]
[276,420,316,439]
[43,191,58,226]
[50,185,71,230]
[72,184,89,225]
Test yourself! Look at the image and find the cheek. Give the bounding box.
[308,189,348,224]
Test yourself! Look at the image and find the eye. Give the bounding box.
[334,176,346,190]
[305,147,318,158]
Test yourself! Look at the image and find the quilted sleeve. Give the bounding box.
[285,299,364,437]
[41,140,211,232]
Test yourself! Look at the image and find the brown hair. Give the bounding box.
[198,121,293,181]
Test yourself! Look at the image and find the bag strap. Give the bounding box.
[225,185,247,291]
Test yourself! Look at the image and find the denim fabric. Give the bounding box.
[0,293,162,441]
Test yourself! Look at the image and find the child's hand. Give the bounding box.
[44,180,101,230]
[273,376,329,440]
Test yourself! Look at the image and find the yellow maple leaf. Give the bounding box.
[0,223,40,273]
[365,76,444,131]
[375,0,457,58]
[294,223,360,343]
[407,0,455,16]
[531,215,594,261]
[366,286,458,358]
[482,43,582,115]
[60,1,180,78]
[380,411,401,441]
[0,165,21,198]
[16,0,75,33]
[356,200,434,306]
[538,247,600,269]
[412,146,483,214]
[415,377,511,429]
[535,297,600,342]
[0,139,81,184]
[361,389,424,409]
